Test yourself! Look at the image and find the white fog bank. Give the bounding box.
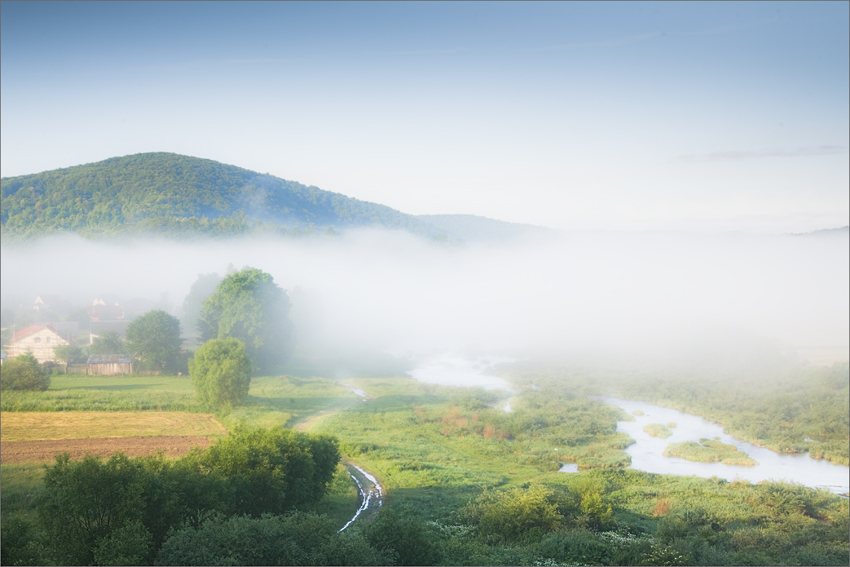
[2,229,847,363]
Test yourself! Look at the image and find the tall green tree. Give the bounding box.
[181,272,222,338]
[52,344,86,364]
[199,267,292,373]
[89,330,126,355]
[189,338,252,409]
[125,310,182,372]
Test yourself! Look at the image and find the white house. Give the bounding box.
[5,325,70,363]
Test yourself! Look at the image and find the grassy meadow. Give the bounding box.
[1,364,848,565]
[0,411,226,442]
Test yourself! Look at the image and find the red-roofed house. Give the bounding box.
[5,325,70,363]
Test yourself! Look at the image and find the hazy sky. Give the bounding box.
[2,1,848,232]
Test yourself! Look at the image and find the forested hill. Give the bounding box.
[0,153,439,240]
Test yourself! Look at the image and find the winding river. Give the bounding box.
[407,357,849,495]
[600,397,850,495]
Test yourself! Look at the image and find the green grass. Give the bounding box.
[644,423,673,438]
[221,375,362,429]
[0,374,202,412]
[1,411,226,442]
[304,375,638,519]
[664,440,758,466]
[2,365,848,566]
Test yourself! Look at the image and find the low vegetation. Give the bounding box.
[664,440,757,466]
[0,374,203,412]
[504,359,850,466]
[2,364,848,566]
[0,411,226,442]
[644,423,673,438]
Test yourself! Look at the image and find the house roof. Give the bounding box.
[87,354,132,364]
[13,324,61,342]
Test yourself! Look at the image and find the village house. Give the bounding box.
[33,295,63,312]
[5,325,70,363]
[87,297,125,322]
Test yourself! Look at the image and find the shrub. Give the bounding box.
[0,353,50,391]
[463,484,565,541]
[364,506,442,566]
[155,512,390,566]
[196,427,340,516]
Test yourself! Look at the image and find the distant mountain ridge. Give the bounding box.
[416,214,555,242]
[0,153,444,240]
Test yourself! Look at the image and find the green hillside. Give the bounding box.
[0,153,438,240]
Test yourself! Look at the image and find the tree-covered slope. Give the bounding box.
[1,153,437,239]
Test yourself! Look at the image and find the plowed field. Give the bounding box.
[1,436,214,464]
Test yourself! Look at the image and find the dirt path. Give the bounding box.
[294,409,336,432]
[0,436,214,464]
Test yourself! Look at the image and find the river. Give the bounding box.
[599,396,849,495]
[407,358,849,495]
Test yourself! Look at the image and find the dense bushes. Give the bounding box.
[23,427,340,565]
[0,353,50,391]
[363,506,442,566]
[462,484,568,541]
[191,426,340,516]
[156,512,391,566]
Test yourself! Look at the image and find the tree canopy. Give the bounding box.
[1,152,439,240]
[181,272,222,337]
[125,310,182,372]
[199,267,292,373]
[189,338,251,409]
[89,330,126,355]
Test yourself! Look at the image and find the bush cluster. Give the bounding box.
[0,353,50,391]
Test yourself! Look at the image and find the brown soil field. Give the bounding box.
[1,411,227,442]
[1,436,214,464]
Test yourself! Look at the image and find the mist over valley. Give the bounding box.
[2,3,848,565]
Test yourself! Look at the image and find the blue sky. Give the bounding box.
[2,1,847,232]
